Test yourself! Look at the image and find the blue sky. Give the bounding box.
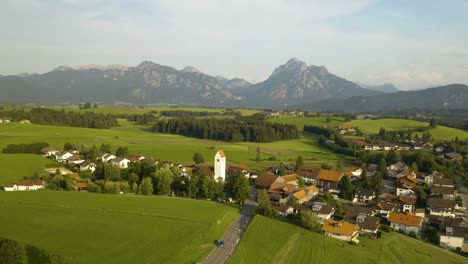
[1,0,467,90]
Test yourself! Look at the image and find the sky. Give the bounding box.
[1,0,468,90]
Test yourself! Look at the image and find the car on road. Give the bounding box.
[217,240,224,247]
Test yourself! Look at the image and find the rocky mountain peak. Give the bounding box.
[181,66,201,73]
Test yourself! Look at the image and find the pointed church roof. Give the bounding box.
[217,150,225,158]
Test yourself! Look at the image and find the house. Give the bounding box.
[427,198,456,217]
[434,146,444,152]
[274,204,294,217]
[395,184,415,196]
[431,186,455,200]
[16,180,45,191]
[354,189,376,203]
[214,150,226,181]
[439,226,465,250]
[66,156,85,165]
[127,155,146,163]
[344,167,363,177]
[336,125,357,135]
[268,181,299,204]
[364,164,378,176]
[296,166,321,184]
[3,184,18,191]
[344,208,380,238]
[306,202,335,223]
[255,172,279,189]
[98,153,116,163]
[292,185,319,204]
[395,169,416,179]
[267,164,294,175]
[228,164,250,178]
[40,147,59,157]
[423,171,443,186]
[19,119,31,124]
[110,158,131,169]
[322,220,359,242]
[385,195,416,213]
[80,162,96,172]
[386,162,408,178]
[316,169,343,192]
[396,176,417,196]
[0,118,11,123]
[388,212,423,234]
[74,182,89,191]
[368,201,395,218]
[444,152,463,161]
[282,174,299,185]
[55,151,73,162]
[433,178,454,188]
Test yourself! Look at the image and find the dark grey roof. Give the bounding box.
[439,226,465,238]
[427,198,456,209]
[355,189,375,197]
[430,186,454,195]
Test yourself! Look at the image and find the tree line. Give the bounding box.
[3,142,49,154]
[159,109,241,118]
[0,108,119,129]
[152,117,299,143]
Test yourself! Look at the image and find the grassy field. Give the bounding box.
[0,122,351,172]
[0,154,58,185]
[269,116,344,130]
[60,106,260,116]
[0,191,238,264]
[230,215,466,264]
[345,119,468,140]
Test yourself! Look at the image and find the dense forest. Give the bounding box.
[152,116,299,142]
[159,109,241,118]
[0,108,119,128]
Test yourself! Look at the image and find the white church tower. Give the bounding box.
[214,150,226,182]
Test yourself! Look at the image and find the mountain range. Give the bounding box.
[0,59,466,111]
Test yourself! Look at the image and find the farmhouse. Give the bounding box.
[273,204,294,218]
[354,189,376,203]
[367,201,395,218]
[439,226,465,250]
[444,152,463,161]
[303,202,335,223]
[385,195,415,213]
[296,166,321,184]
[427,198,456,217]
[110,158,131,169]
[16,180,45,191]
[255,172,279,189]
[430,186,455,200]
[41,147,59,157]
[0,118,11,123]
[292,185,319,204]
[3,184,18,191]
[388,212,423,234]
[322,220,359,242]
[80,161,96,172]
[19,119,31,124]
[55,151,74,162]
[345,212,380,237]
[228,164,251,178]
[316,169,343,192]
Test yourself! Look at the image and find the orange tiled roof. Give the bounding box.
[282,174,298,182]
[293,190,307,200]
[255,172,279,188]
[69,173,81,180]
[388,212,422,227]
[322,220,359,236]
[317,169,343,182]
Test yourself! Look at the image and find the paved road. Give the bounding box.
[203,188,257,264]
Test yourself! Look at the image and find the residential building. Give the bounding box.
[16,180,45,191]
[296,166,321,184]
[444,152,463,161]
[433,178,454,188]
[228,164,250,178]
[385,195,416,213]
[316,169,343,192]
[110,158,131,169]
[368,201,395,218]
[98,153,116,163]
[40,147,59,157]
[292,185,319,204]
[431,186,455,200]
[55,151,73,162]
[80,162,96,172]
[388,212,423,234]
[322,220,359,242]
[427,198,456,217]
[354,189,376,203]
[439,226,465,250]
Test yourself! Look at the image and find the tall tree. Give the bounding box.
[295,156,304,171]
[372,172,383,197]
[339,176,354,200]
[226,173,250,205]
[257,189,275,217]
[139,177,154,195]
[152,166,174,196]
[192,153,205,164]
[429,118,438,128]
[256,147,262,163]
[299,210,321,232]
[115,147,128,158]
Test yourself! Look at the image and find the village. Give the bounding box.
[2,143,467,253]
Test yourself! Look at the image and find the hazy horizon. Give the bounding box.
[2,0,468,90]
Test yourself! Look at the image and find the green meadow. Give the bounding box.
[0,121,351,176]
[0,154,58,185]
[229,215,466,264]
[0,191,238,264]
[345,119,468,140]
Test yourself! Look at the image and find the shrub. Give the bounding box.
[409,231,416,238]
[0,239,27,264]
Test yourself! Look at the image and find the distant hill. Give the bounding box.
[234,58,380,108]
[216,76,251,90]
[360,83,399,93]
[305,84,468,112]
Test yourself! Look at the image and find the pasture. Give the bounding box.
[345,119,468,140]
[0,154,58,185]
[0,122,352,173]
[0,191,238,264]
[229,215,466,264]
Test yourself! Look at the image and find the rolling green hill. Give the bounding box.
[345,119,468,140]
[230,215,466,264]
[0,191,238,264]
[0,154,58,185]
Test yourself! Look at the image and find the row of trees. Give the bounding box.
[159,110,241,118]
[2,142,49,154]
[152,117,299,143]
[0,108,119,128]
